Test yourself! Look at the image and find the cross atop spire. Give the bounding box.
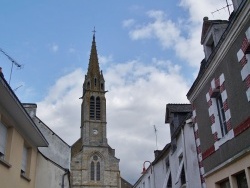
[92,27,96,36]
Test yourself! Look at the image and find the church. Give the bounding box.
[70,33,125,188]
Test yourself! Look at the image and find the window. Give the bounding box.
[96,162,100,181]
[90,155,101,181]
[219,178,230,188]
[20,144,31,181]
[0,122,7,159]
[90,96,95,120]
[236,171,248,188]
[21,146,28,175]
[94,78,97,86]
[91,161,95,180]
[204,35,215,60]
[175,153,184,184]
[101,83,104,90]
[148,176,151,188]
[165,157,170,173]
[180,166,186,185]
[96,97,100,120]
[167,173,172,188]
[215,93,228,137]
[207,73,232,141]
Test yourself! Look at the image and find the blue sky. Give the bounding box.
[0,0,232,184]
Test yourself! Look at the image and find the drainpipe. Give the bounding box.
[62,169,69,188]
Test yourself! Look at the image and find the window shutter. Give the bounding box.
[0,122,7,156]
[175,159,184,184]
[21,146,28,172]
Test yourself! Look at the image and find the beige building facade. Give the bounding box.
[0,72,48,188]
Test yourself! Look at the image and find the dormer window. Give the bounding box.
[204,34,215,60]
[94,78,97,87]
[201,18,229,60]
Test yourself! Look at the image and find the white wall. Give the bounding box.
[35,153,70,188]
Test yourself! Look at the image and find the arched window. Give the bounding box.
[96,162,100,181]
[90,155,101,181]
[96,97,101,120]
[90,96,95,120]
[90,161,95,180]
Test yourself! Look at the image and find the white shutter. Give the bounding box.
[175,159,184,184]
[21,146,28,172]
[0,122,7,157]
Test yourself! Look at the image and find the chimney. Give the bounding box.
[154,150,161,158]
[22,103,37,118]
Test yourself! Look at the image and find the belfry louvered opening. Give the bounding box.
[89,96,101,120]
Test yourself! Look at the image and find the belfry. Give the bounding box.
[70,33,120,188]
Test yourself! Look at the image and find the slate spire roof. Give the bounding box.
[87,32,101,77]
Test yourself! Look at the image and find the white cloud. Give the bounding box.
[123,19,136,28]
[49,43,59,52]
[99,54,113,65]
[125,0,233,68]
[36,57,189,184]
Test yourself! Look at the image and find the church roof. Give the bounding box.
[87,32,101,77]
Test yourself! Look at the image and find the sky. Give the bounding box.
[0,0,233,184]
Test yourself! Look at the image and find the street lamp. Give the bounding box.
[142,161,152,174]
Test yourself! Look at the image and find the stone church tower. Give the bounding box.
[70,33,120,188]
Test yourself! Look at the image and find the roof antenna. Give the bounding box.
[211,0,232,18]
[0,48,23,85]
[153,125,158,150]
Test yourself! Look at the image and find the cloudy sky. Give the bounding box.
[0,0,232,184]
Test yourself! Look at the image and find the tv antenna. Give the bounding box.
[153,125,158,150]
[211,0,232,17]
[0,48,23,84]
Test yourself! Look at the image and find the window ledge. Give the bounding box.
[20,173,31,182]
[214,130,234,150]
[0,158,12,168]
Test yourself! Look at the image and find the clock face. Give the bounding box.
[93,129,98,135]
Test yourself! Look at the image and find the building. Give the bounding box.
[23,103,71,188]
[165,104,201,188]
[70,33,121,188]
[133,104,201,188]
[0,71,48,187]
[187,0,250,187]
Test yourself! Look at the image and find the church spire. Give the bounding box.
[83,29,105,93]
[87,28,100,77]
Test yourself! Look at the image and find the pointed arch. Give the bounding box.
[89,153,103,182]
[96,161,100,181]
[90,161,95,180]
